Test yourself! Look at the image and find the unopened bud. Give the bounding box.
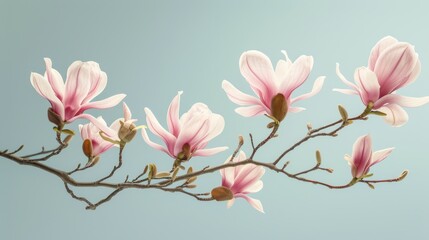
[211,186,233,201]
[118,121,137,143]
[270,93,288,122]
[47,108,64,129]
[338,105,348,122]
[315,150,322,165]
[238,135,244,145]
[82,139,93,158]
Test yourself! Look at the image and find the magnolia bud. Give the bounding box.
[118,121,137,143]
[211,186,233,201]
[270,93,288,122]
[82,139,93,158]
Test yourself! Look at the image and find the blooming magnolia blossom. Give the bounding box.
[79,102,137,158]
[220,151,265,213]
[345,135,394,179]
[141,91,227,160]
[79,116,115,159]
[222,50,325,121]
[31,58,126,125]
[334,36,429,126]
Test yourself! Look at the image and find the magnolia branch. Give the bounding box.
[0,106,407,210]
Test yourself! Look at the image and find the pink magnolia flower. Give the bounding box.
[141,91,227,160]
[31,58,126,125]
[334,36,429,126]
[79,116,115,158]
[222,50,325,122]
[79,102,137,158]
[345,135,394,179]
[220,151,265,213]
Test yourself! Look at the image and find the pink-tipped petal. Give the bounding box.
[43,58,65,100]
[288,107,306,113]
[239,50,276,106]
[333,88,359,95]
[235,105,267,117]
[274,51,292,81]
[64,61,92,108]
[354,67,380,104]
[375,43,418,95]
[368,36,398,70]
[144,107,176,153]
[290,76,325,104]
[279,55,314,99]
[30,72,65,119]
[193,114,225,149]
[141,127,173,158]
[122,102,132,121]
[241,180,263,194]
[174,117,210,156]
[80,94,126,112]
[167,91,182,137]
[371,147,394,166]
[336,63,358,90]
[222,80,262,106]
[378,104,409,127]
[351,135,373,178]
[231,164,265,193]
[374,94,429,109]
[193,146,228,157]
[82,71,108,104]
[235,194,264,213]
[72,113,116,136]
[402,58,421,88]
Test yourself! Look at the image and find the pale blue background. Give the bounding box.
[1,0,428,239]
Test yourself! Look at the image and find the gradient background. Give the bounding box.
[1,1,428,239]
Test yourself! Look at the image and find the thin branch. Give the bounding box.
[96,145,125,183]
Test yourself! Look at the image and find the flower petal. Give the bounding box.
[274,50,293,80]
[193,146,228,157]
[71,113,116,136]
[235,105,267,117]
[354,67,380,104]
[371,147,394,166]
[333,88,359,95]
[351,135,373,178]
[239,50,276,106]
[374,94,429,109]
[291,76,325,104]
[378,104,409,127]
[336,63,358,90]
[235,194,264,213]
[122,102,132,121]
[231,164,265,194]
[241,180,263,194]
[222,80,262,106]
[43,58,65,101]
[368,36,398,70]
[141,127,173,158]
[144,107,176,154]
[167,91,182,137]
[374,43,418,95]
[80,94,126,112]
[279,55,314,99]
[81,67,107,104]
[64,61,92,109]
[193,114,225,149]
[30,72,65,120]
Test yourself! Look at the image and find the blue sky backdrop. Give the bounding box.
[1,1,428,239]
